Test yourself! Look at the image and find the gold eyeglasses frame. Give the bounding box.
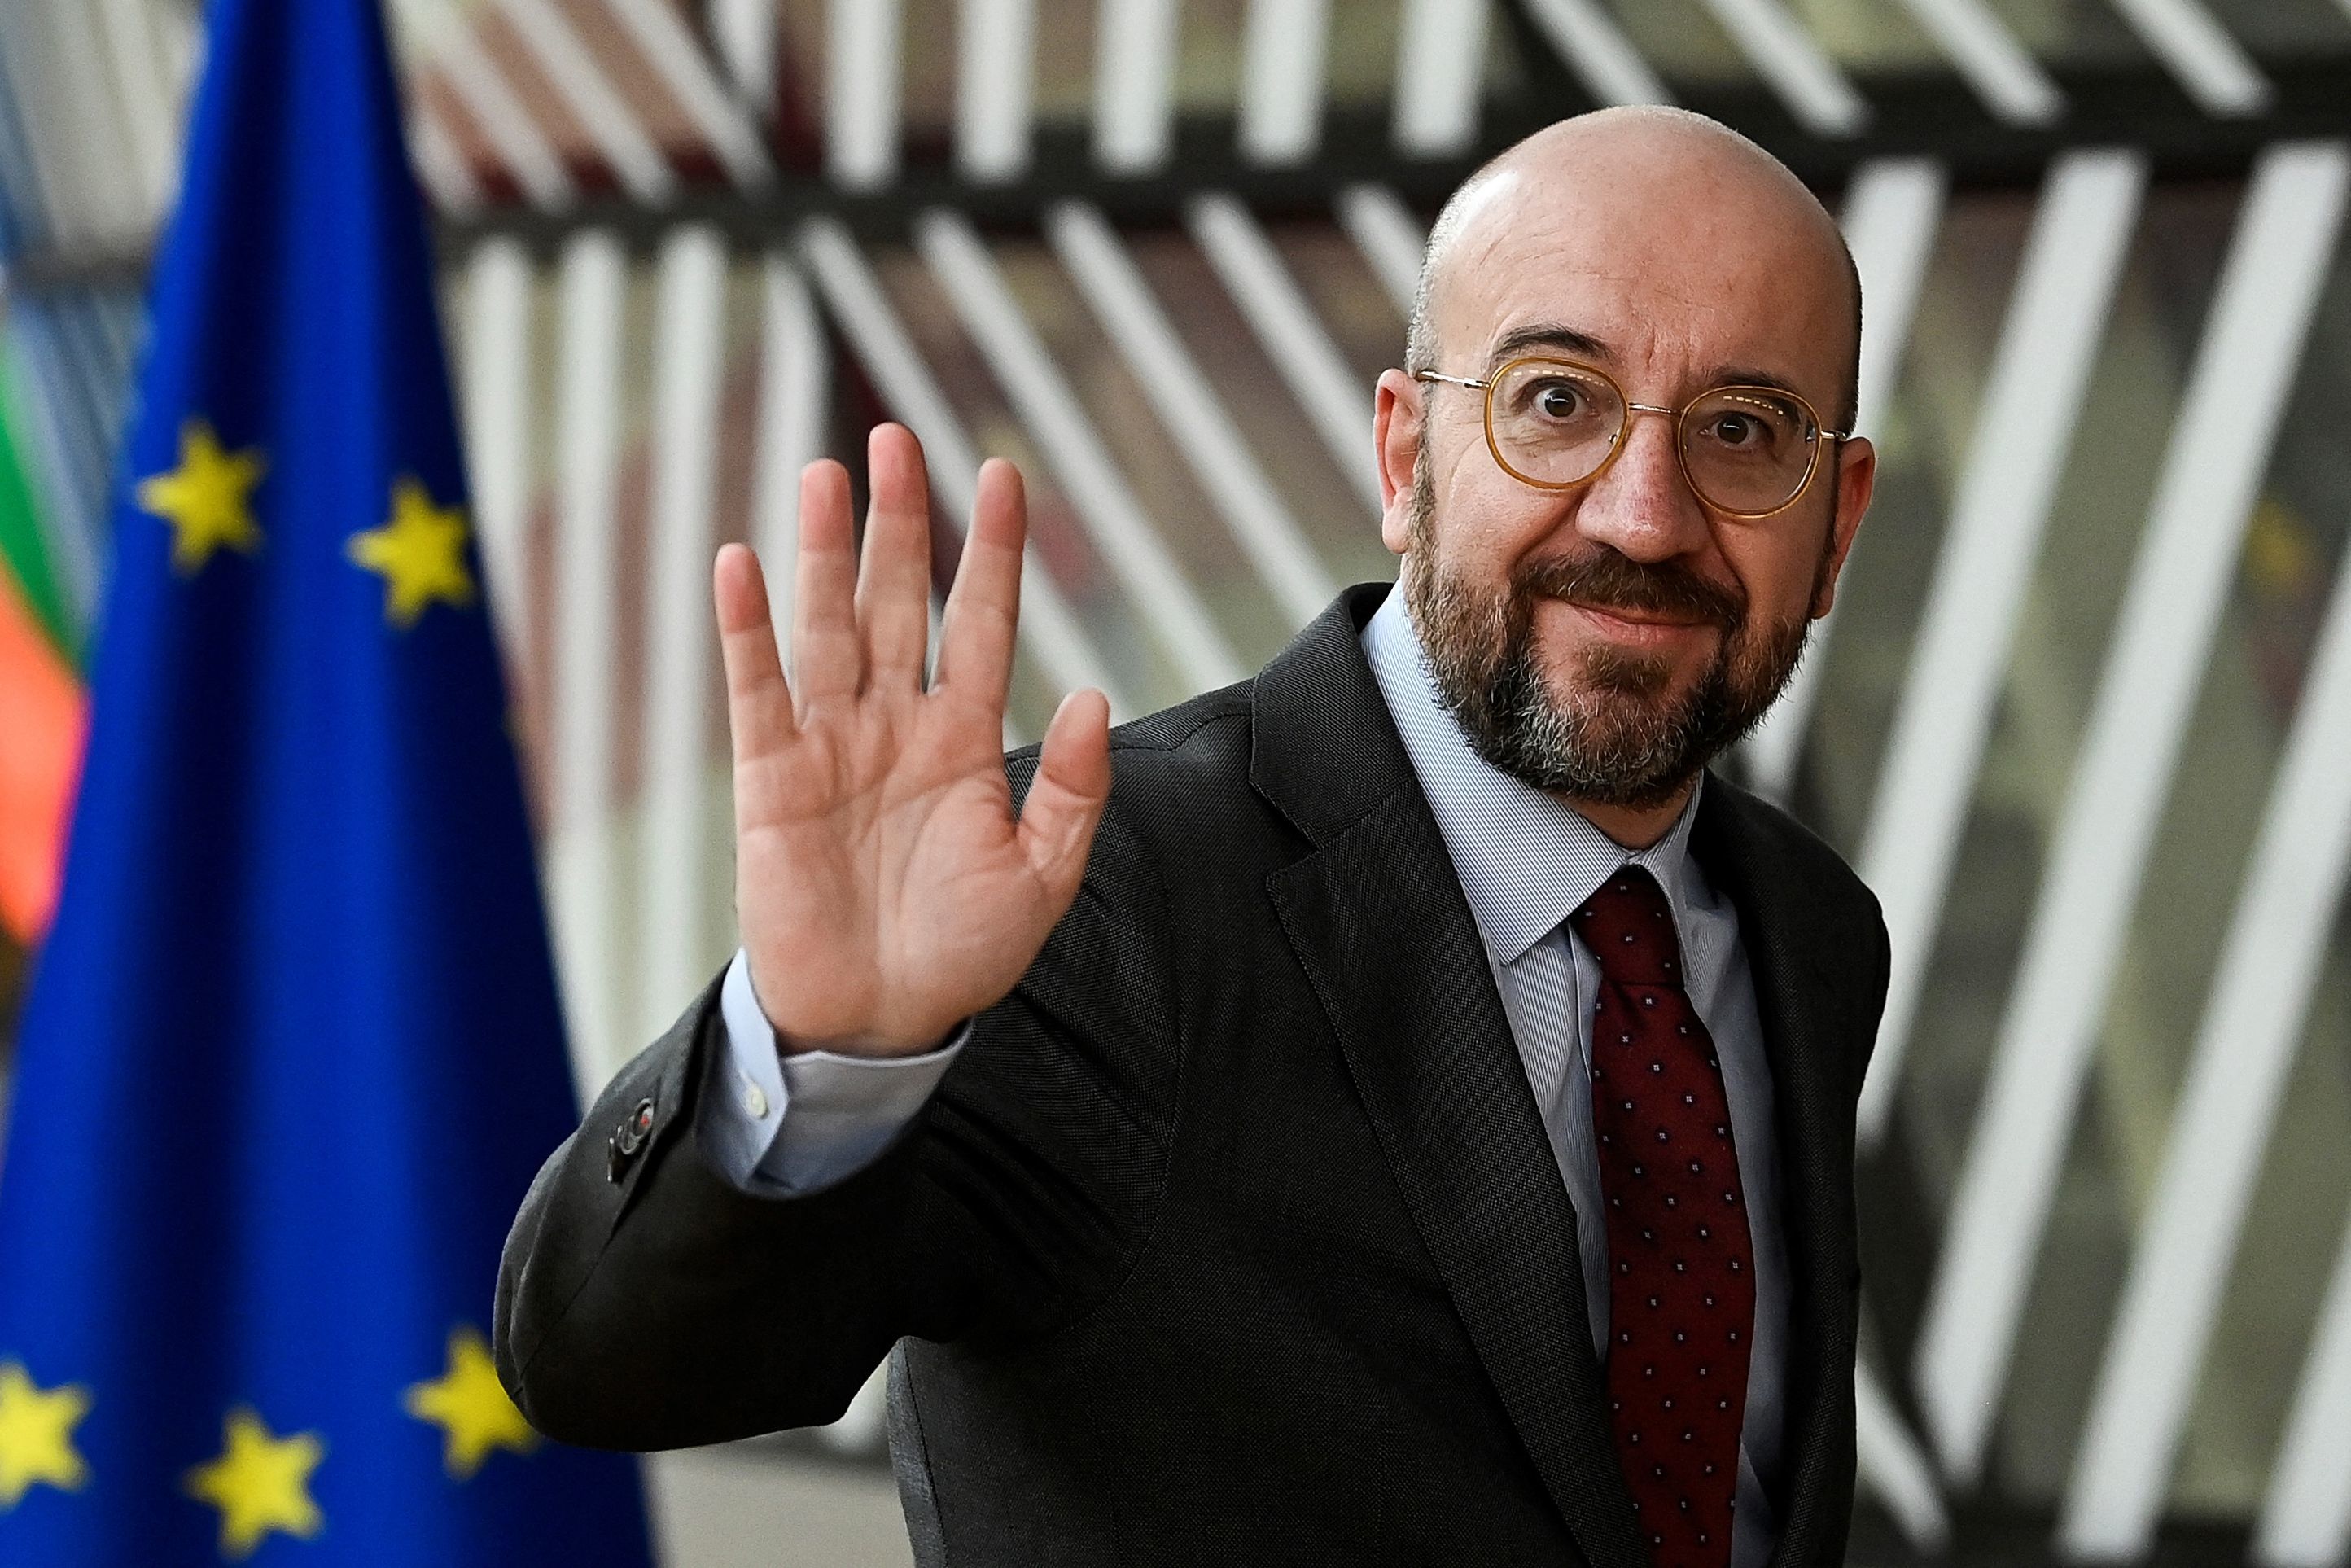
[1414,355,1854,522]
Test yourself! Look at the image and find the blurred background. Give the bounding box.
[3,0,2350,1563]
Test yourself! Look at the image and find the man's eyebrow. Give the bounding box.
[1481,328,1830,414]
[1711,366,1810,402]
[1485,323,1613,369]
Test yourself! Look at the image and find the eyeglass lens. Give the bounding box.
[1486,359,1821,515]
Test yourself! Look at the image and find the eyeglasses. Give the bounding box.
[1415,356,1850,520]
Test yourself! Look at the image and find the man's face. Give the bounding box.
[1377,142,1876,809]
[1402,457,1828,808]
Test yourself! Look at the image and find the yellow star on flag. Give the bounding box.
[0,1361,90,1508]
[183,1408,324,1560]
[405,1327,536,1479]
[136,420,267,574]
[347,477,475,628]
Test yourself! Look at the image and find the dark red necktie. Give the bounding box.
[1570,865,1753,1568]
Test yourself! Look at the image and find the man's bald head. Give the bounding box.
[1404,107,1863,428]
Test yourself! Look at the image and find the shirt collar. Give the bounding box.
[1361,585,1708,967]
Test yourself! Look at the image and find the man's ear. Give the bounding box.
[1811,435,1876,618]
[1374,368,1424,558]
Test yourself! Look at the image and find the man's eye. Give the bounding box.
[1708,410,1788,450]
[1534,383,1584,418]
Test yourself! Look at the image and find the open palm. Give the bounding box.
[716,424,1111,1058]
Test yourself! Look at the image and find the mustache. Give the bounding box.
[1514,549,1746,629]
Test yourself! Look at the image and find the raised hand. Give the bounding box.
[716,423,1111,1058]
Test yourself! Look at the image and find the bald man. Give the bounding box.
[497,108,1889,1568]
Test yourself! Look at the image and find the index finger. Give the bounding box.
[714,542,798,760]
[930,457,1027,711]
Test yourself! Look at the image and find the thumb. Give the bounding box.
[1018,688,1112,902]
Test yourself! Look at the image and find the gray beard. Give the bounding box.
[1401,467,1819,809]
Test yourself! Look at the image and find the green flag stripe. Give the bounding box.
[0,356,80,666]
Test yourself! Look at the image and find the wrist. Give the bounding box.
[740,953,966,1059]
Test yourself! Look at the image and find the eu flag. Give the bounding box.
[0,0,655,1561]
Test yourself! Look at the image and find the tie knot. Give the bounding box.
[1568,864,1685,986]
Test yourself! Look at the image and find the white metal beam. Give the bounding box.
[501,0,678,204]
[1915,140,2349,1485]
[1188,191,1384,515]
[751,242,931,709]
[2064,401,2351,1557]
[460,237,536,657]
[90,0,177,217]
[432,32,579,211]
[411,107,485,217]
[796,220,981,516]
[1337,183,1425,318]
[1094,0,1182,174]
[1745,155,1948,805]
[153,0,201,112]
[1695,0,1871,137]
[1521,0,1670,107]
[748,256,832,654]
[957,0,1038,182]
[1390,0,1487,158]
[602,0,777,189]
[549,231,629,1101]
[2104,0,2273,117]
[641,226,732,1040]
[1841,159,1952,446]
[827,0,903,189]
[796,217,1136,720]
[1238,0,1331,166]
[7,0,147,244]
[1049,201,1339,627]
[1857,1356,1951,1553]
[0,20,56,238]
[917,209,1247,694]
[709,0,778,114]
[1852,150,2147,1145]
[1890,0,2063,125]
[2261,1211,2351,1567]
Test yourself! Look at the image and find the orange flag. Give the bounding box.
[0,568,80,943]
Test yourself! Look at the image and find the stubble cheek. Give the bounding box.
[1522,599,1598,703]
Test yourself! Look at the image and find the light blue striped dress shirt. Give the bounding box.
[704,586,1791,1566]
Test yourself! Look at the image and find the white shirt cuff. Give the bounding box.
[704,949,967,1194]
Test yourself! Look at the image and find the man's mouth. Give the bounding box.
[1555,599,1719,643]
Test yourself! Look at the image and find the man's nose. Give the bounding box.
[1573,410,1710,562]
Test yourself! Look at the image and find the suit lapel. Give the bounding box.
[1690,782,1863,1568]
[1254,587,1648,1568]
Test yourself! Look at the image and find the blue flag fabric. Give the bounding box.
[0,1,655,1561]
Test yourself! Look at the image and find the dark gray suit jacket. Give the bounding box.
[495,584,1890,1566]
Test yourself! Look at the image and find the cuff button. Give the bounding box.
[608,1097,657,1180]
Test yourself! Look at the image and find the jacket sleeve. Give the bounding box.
[1852,894,1892,1106]
[493,791,1184,1452]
